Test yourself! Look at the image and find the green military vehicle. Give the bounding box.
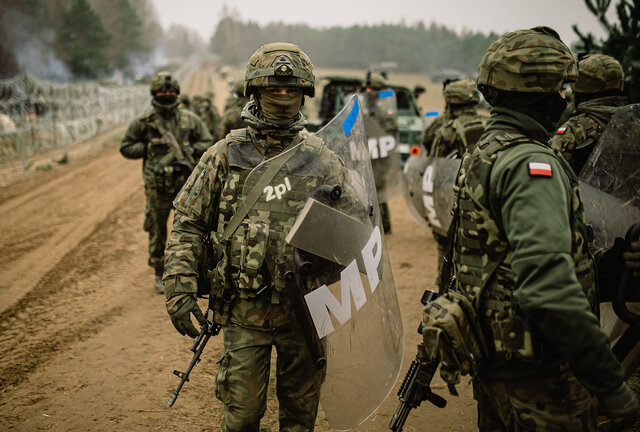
[309,76,424,164]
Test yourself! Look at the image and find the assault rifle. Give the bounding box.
[151,122,196,174]
[168,308,221,407]
[389,290,447,432]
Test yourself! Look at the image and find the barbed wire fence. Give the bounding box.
[0,73,148,171]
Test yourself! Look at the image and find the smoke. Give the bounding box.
[2,10,71,81]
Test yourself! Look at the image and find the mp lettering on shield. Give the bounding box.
[368,136,396,159]
[304,226,383,339]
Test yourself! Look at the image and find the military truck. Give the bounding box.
[309,76,424,164]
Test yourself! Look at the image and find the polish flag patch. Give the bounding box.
[556,127,567,135]
[529,162,553,177]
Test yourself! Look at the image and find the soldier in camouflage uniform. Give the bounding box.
[222,79,251,135]
[428,77,487,289]
[551,54,629,174]
[192,94,226,142]
[120,72,213,293]
[429,78,487,158]
[431,27,638,431]
[163,43,338,431]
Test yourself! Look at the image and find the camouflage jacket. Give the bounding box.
[120,106,213,191]
[451,106,623,395]
[429,106,487,157]
[163,121,356,331]
[551,95,628,172]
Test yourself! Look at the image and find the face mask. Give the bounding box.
[155,94,178,105]
[548,91,568,124]
[258,89,303,121]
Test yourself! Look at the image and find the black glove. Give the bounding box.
[168,295,206,338]
[623,239,640,278]
[598,382,639,432]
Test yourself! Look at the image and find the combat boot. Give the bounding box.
[154,268,164,294]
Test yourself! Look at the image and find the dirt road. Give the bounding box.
[0,67,476,431]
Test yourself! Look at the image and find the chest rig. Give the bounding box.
[208,129,325,321]
[451,130,597,362]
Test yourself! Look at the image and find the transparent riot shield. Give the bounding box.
[401,152,460,236]
[359,90,403,203]
[578,104,640,376]
[579,104,640,248]
[241,95,403,430]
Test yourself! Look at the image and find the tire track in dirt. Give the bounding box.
[0,186,142,391]
[0,144,142,313]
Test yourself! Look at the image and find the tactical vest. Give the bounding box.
[452,130,597,363]
[208,129,333,322]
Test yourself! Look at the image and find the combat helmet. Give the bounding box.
[477,26,577,94]
[244,42,315,97]
[150,71,180,96]
[443,77,480,104]
[572,54,624,94]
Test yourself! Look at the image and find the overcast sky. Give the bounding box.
[152,0,612,45]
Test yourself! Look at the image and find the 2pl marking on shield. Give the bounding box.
[528,162,553,177]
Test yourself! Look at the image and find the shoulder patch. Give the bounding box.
[528,161,553,177]
[556,127,567,135]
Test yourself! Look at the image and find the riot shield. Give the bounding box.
[241,95,403,430]
[579,104,640,248]
[401,152,460,236]
[578,104,640,376]
[359,90,403,203]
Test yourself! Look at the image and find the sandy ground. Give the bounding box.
[0,65,478,431]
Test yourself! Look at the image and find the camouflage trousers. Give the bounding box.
[215,325,325,432]
[143,186,177,271]
[473,364,598,431]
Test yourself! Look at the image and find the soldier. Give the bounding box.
[428,77,487,289]
[222,78,250,135]
[363,72,396,234]
[430,27,638,431]
[429,77,487,158]
[120,72,213,294]
[162,42,333,431]
[551,53,629,174]
[192,94,225,142]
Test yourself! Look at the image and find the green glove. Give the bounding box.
[598,382,639,432]
[167,294,206,338]
[623,239,640,278]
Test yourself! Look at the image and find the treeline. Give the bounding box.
[210,16,498,76]
[1,0,205,80]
